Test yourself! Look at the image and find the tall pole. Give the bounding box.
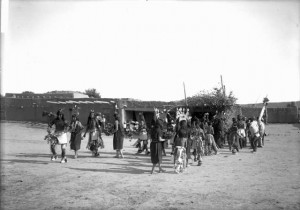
[183,82,188,108]
[220,75,225,97]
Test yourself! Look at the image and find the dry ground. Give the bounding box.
[1,121,300,210]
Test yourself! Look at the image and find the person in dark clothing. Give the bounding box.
[150,119,166,174]
[229,118,239,154]
[245,118,252,148]
[69,114,84,159]
[186,120,192,165]
[113,113,124,158]
[213,117,223,148]
[83,110,101,157]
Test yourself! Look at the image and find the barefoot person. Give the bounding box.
[249,117,260,153]
[228,118,240,154]
[173,120,188,173]
[150,119,166,174]
[137,119,150,155]
[48,109,69,163]
[83,110,101,157]
[193,120,205,166]
[113,113,124,158]
[69,114,84,159]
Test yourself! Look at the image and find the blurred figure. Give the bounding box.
[228,118,239,154]
[83,110,102,157]
[113,113,124,158]
[48,109,69,163]
[249,117,260,153]
[69,114,84,159]
[173,120,189,173]
[150,119,166,174]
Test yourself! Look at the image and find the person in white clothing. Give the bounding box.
[249,117,260,153]
[48,109,69,163]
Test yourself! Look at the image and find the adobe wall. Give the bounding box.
[241,107,298,123]
[1,98,117,125]
[2,97,298,124]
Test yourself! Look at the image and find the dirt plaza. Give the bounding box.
[1,121,300,210]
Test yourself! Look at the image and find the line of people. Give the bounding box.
[44,107,266,175]
[45,109,124,163]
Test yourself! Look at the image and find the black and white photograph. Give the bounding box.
[1,0,299,209]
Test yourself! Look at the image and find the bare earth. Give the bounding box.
[1,121,300,210]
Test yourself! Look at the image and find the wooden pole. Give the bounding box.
[183,82,187,108]
[220,75,225,97]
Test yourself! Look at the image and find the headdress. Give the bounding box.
[176,107,191,122]
[154,107,168,123]
[154,108,160,119]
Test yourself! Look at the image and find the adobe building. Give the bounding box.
[1,95,117,124]
[5,91,89,99]
[1,93,299,125]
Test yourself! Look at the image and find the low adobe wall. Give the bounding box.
[241,107,298,123]
[1,98,117,125]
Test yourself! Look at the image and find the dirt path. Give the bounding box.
[1,121,300,210]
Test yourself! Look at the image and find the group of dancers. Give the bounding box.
[45,109,123,163]
[44,103,267,174]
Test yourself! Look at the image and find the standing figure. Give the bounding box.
[173,120,189,173]
[137,120,150,155]
[69,114,84,159]
[257,117,265,148]
[257,101,268,148]
[83,110,101,157]
[193,121,205,166]
[186,120,193,165]
[150,119,166,174]
[204,121,218,155]
[213,117,224,149]
[228,118,239,154]
[96,113,105,149]
[113,113,124,158]
[220,118,226,147]
[245,118,252,148]
[102,114,106,129]
[48,109,69,163]
[249,117,260,153]
[237,115,246,149]
[190,121,198,162]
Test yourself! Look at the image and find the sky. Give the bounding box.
[1,0,299,104]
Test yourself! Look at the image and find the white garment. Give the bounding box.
[90,131,99,141]
[54,132,68,144]
[250,121,260,137]
[237,129,246,138]
[258,121,265,132]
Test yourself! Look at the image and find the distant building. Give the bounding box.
[5,91,89,99]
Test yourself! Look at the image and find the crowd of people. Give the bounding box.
[44,105,267,174]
